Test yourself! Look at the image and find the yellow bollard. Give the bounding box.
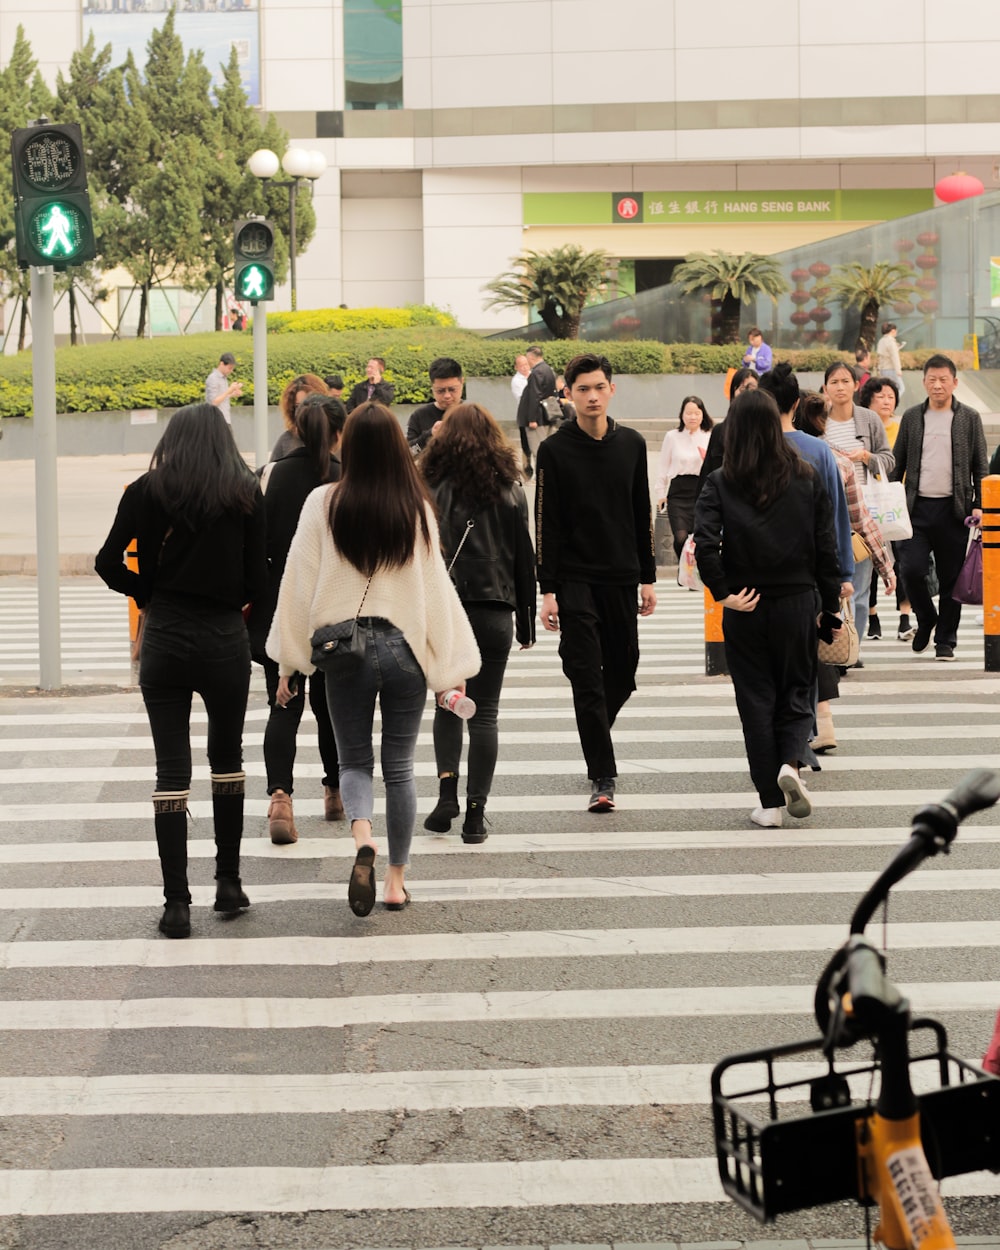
[704,585,728,676]
[982,475,1000,671]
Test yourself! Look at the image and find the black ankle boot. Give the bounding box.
[424,774,460,832]
[214,875,250,914]
[159,900,191,938]
[462,800,488,844]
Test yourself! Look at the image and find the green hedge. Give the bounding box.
[0,329,670,417]
[264,304,457,334]
[667,344,852,374]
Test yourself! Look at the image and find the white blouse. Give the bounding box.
[654,427,711,499]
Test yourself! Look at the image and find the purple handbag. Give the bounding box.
[952,521,982,606]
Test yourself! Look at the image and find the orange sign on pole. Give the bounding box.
[982,475,1000,671]
[704,586,728,676]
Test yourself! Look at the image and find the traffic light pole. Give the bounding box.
[30,264,61,689]
[252,301,268,471]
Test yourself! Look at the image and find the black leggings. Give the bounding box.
[261,656,339,794]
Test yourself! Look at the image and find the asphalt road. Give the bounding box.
[0,578,998,1250]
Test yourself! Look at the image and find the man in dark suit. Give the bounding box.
[891,354,988,661]
[346,357,394,412]
[516,345,557,478]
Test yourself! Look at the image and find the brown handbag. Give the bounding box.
[817,597,859,667]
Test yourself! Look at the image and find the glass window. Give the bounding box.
[344,0,402,111]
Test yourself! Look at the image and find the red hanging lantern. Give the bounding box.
[916,230,940,247]
[894,238,915,253]
[790,290,811,305]
[790,310,812,326]
[934,172,985,203]
[810,306,831,323]
[790,268,810,282]
[812,284,831,301]
[808,261,831,278]
[915,276,938,292]
[915,252,938,270]
[812,329,830,343]
[893,300,915,315]
[917,299,939,314]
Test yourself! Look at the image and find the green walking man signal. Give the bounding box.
[10,121,96,269]
[234,218,275,302]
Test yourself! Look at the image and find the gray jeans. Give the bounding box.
[324,620,427,865]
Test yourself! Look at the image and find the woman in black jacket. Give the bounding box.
[419,402,536,842]
[694,389,842,829]
[95,405,267,938]
[247,393,347,843]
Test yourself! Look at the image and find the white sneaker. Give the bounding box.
[751,806,782,828]
[778,764,812,818]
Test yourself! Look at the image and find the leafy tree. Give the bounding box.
[672,250,789,345]
[826,261,918,351]
[483,244,610,339]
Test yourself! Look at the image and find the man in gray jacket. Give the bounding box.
[890,354,988,661]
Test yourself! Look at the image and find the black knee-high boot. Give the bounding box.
[153,790,191,904]
[212,771,250,913]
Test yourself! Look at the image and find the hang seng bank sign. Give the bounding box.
[523,189,933,226]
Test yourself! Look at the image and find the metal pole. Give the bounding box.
[252,301,268,472]
[968,200,978,338]
[289,181,298,312]
[30,265,61,689]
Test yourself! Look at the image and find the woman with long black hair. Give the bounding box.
[96,404,266,938]
[419,402,535,842]
[247,393,347,843]
[268,403,480,914]
[694,389,842,828]
[654,395,713,558]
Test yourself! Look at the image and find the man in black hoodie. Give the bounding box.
[535,353,657,812]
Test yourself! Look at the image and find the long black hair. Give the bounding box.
[295,393,347,483]
[677,395,713,432]
[330,402,433,575]
[722,389,811,510]
[147,403,258,527]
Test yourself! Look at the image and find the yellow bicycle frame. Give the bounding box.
[857,1111,956,1249]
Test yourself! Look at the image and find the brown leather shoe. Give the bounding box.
[324,786,346,821]
[268,789,297,844]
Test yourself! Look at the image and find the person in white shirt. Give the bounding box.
[655,396,714,558]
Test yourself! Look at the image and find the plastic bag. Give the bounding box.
[676,535,702,591]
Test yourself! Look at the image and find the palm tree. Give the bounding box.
[483,244,609,339]
[671,251,788,345]
[826,261,918,351]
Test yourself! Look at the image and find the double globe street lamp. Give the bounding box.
[246,146,327,311]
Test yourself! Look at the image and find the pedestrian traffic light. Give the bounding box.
[10,122,96,270]
[234,218,275,302]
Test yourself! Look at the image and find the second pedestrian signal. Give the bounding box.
[234,219,275,302]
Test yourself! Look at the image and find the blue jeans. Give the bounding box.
[432,604,513,805]
[324,619,427,866]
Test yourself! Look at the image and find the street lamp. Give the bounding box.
[247,146,327,311]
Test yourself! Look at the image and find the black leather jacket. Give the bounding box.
[430,478,536,646]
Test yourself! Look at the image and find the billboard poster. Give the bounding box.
[81,4,261,107]
[991,257,1000,308]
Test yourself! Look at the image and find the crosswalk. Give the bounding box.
[0,578,999,1245]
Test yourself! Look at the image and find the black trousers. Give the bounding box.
[666,474,700,559]
[557,582,640,780]
[897,497,969,650]
[261,656,339,795]
[724,591,817,809]
[432,604,513,804]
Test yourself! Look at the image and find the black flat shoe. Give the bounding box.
[384,888,411,912]
[348,845,377,917]
[159,900,191,939]
[214,876,250,915]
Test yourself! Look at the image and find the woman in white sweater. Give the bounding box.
[267,403,480,916]
[654,395,714,558]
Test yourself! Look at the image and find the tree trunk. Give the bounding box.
[538,300,568,339]
[858,299,879,352]
[719,294,742,345]
[215,279,224,332]
[18,298,28,353]
[136,283,148,339]
[69,283,78,347]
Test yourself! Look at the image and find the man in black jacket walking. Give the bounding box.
[517,345,556,478]
[536,353,657,812]
[890,354,988,660]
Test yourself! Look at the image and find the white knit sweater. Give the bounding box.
[266,486,481,692]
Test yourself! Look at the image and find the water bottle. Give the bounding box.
[439,688,476,719]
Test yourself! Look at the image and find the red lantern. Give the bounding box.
[812,330,830,343]
[916,231,939,247]
[934,172,985,203]
[915,276,937,292]
[894,238,915,253]
[812,284,831,301]
[808,262,831,278]
[893,300,915,315]
[810,306,831,323]
[790,310,812,326]
[790,268,810,282]
[915,253,938,270]
[917,299,939,315]
[790,290,811,305]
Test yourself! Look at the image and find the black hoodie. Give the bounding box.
[535,417,656,593]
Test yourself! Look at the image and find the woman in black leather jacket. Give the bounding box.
[419,402,536,842]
